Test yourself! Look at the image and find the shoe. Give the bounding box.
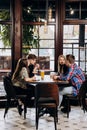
[61,107,71,113]
[39,108,46,117]
[17,105,23,115]
[46,108,55,117]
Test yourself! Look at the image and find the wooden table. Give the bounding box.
[29,75,70,87]
[28,75,70,109]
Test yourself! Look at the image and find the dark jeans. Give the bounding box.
[14,84,35,106]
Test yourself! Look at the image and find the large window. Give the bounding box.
[65,1,87,20]
[0,1,12,80]
[63,25,87,73]
[22,0,56,71]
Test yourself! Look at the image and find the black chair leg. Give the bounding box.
[4,107,9,118]
[24,105,27,119]
[54,108,57,130]
[56,107,58,122]
[36,107,39,130]
[4,99,11,118]
[66,97,70,118]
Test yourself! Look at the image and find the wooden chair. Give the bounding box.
[3,76,27,119]
[63,80,87,118]
[63,94,80,118]
[78,80,87,113]
[35,83,59,130]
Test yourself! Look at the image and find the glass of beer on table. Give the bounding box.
[40,70,45,80]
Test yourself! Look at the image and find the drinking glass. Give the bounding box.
[40,70,45,80]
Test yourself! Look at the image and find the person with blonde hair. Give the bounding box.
[53,55,69,80]
[58,55,69,75]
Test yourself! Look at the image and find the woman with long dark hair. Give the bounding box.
[12,54,38,115]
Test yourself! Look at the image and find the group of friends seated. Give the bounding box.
[11,53,85,115]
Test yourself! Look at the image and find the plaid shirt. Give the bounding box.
[60,63,85,96]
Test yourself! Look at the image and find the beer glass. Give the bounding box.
[40,70,45,80]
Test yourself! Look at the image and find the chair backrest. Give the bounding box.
[35,83,59,106]
[3,76,16,99]
[78,80,87,110]
[78,80,87,98]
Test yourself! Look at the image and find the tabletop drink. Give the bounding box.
[40,70,45,80]
[50,72,57,79]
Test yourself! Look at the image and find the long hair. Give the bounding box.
[12,58,28,80]
[58,55,66,74]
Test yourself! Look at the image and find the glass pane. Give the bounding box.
[22,25,39,48]
[63,25,79,39]
[48,0,56,22]
[37,56,50,70]
[86,63,87,73]
[63,49,72,55]
[0,49,11,56]
[80,48,85,60]
[73,44,79,48]
[63,44,72,48]
[65,2,79,19]
[22,49,37,57]
[75,62,78,66]
[0,24,11,48]
[50,60,54,71]
[73,49,78,60]
[0,23,11,75]
[80,62,85,71]
[81,2,87,19]
[85,40,87,42]
[39,25,54,39]
[22,0,45,22]
[39,49,54,59]
[86,45,87,60]
[0,49,11,71]
[63,40,79,43]
[0,1,10,21]
[22,0,55,22]
[39,40,54,48]
[85,25,87,39]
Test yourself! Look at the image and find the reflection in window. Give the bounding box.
[22,0,56,71]
[63,24,87,73]
[63,25,79,40]
[22,24,55,71]
[65,2,79,19]
[0,24,11,70]
[0,1,10,21]
[39,25,54,39]
[22,0,56,22]
[39,40,54,48]
[65,1,87,20]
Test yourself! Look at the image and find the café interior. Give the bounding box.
[0,0,87,130]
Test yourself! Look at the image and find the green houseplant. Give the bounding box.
[0,8,38,51]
